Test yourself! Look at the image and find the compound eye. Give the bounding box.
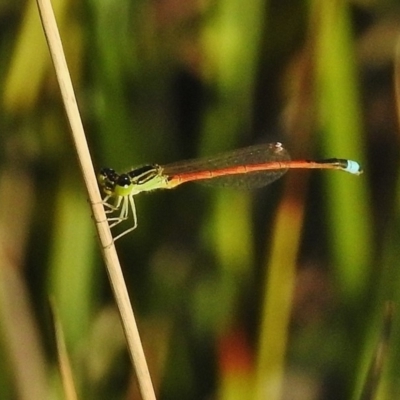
[99,167,112,176]
[99,167,119,184]
[117,174,131,188]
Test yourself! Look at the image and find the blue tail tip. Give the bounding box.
[346,160,363,175]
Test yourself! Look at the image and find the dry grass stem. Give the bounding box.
[35,0,156,398]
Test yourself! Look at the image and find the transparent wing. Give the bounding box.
[162,142,290,189]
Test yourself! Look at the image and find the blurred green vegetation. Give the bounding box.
[1,0,400,399]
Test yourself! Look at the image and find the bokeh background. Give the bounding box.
[1,0,400,399]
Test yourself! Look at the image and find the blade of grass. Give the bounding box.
[255,175,307,400]
[254,8,316,398]
[48,173,95,345]
[199,2,267,397]
[35,1,156,398]
[314,0,371,302]
[50,299,78,400]
[3,0,68,111]
[0,165,48,399]
[359,302,394,400]
[313,2,374,398]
